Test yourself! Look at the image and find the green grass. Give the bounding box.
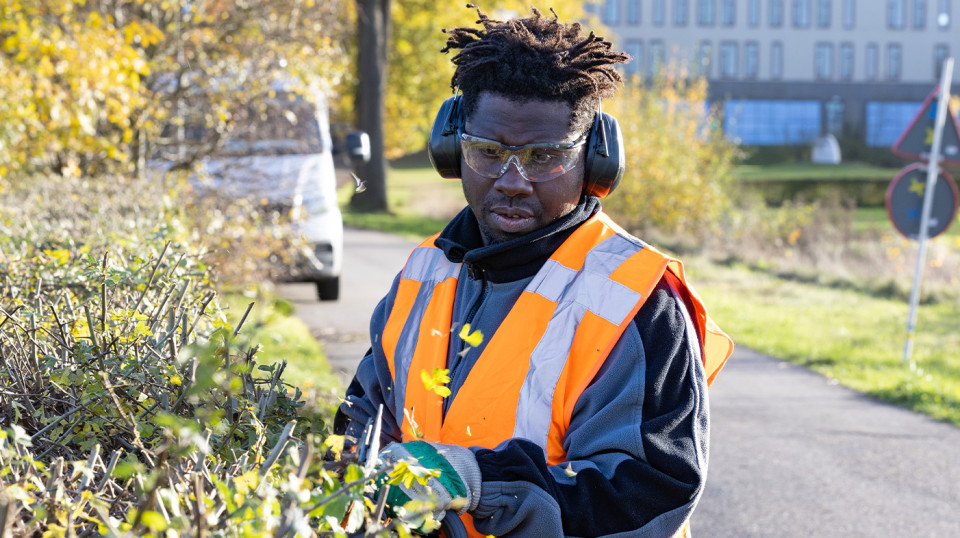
[220,285,339,392]
[735,162,901,182]
[685,259,960,426]
[340,161,960,427]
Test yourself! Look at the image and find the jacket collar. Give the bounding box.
[434,196,602,283]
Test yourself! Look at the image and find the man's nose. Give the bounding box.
[494,156,533,197]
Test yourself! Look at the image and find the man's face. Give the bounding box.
[461,92,586,245]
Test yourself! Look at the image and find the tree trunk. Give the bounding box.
[351,0,391,212]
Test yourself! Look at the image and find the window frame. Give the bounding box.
[627,0,642,24]
[719,40,739,79]
[771,40,784,79]
[814,42,834,80]
[675,0,690,25]
[839,42,855,80]
[770,0,785,27]
[698,0,717,25]
[886,43,903,80]
[888,0,906,29]
[865,42,879,80]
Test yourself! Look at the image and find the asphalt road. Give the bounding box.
[277,227,960,537]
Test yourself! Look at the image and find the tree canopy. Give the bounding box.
[0,0,350,178]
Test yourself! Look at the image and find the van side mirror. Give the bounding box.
[346,131,370,164]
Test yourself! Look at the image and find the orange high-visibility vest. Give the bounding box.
[381,211,733,537]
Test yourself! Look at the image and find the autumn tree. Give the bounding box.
[0,0,350,179]
[603,67,742,237]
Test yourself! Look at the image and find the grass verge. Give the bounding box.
[220,284,340,403]
[685,259,960,426]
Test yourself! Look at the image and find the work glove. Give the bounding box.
[377,440,482,522]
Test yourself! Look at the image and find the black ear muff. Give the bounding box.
[583,111,625,198]
[428,95,464,179]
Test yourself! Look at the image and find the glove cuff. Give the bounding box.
[404,441,481,514]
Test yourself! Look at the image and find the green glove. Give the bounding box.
[377,440,482,520]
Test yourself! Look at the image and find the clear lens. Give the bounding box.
[460,132,585,182]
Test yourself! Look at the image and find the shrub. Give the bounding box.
[0,175,432,536]
[603,68,743,237]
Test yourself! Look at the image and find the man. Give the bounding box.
[334,6,733,536]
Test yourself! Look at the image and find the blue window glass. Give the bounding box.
[866,102,924,146]
[627,0,642,24]
[699,0,716,24]
[675,0,690,24]
[770,0,784,26]
[654,0,666,24]
[723,100,822,145]
[748,0,761,26]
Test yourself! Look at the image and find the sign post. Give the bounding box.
[901,57,955,365]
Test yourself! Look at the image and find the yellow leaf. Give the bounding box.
[458,323,484,347]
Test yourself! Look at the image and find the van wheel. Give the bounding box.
[316,276,340,301]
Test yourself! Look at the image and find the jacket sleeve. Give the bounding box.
[468,279,710,537]
[333,274,404,447]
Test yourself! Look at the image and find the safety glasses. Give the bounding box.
[459,131,587,183]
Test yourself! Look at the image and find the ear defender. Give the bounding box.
[427,95,465,179]
[582,110,625,198]
[427,95,625,198]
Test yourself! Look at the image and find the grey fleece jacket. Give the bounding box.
[334,198,710,537]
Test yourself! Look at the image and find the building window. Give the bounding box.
[815,43,834,79]
[937,0,950,28]
[866,101,926,146]
[842,0,855,28]
[793,0,811,27]
[675,0,690,24]
[721,0,736,25]
[825,97,844,134]
[603,0,621,24]
[865,43,878,80]
[654,0,666,24]
[771,41,784,78]
[935,44,949,78]
[627,0,642,24]
[650,40,665,76]
[625,39,644,75]
[887,43,902,80]
[888,0,906,28]
[748,0,762,25]
[698,0,716,25]
[724,100,822,145]
[817,0,831,26]
[720,41,739,78]
[744,42,760,78]
[914,0,927,28]
[696,40,713,76]
[840,43,854,80]
[770,0,784,26]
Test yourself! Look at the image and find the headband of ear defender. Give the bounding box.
[427,94,625,198]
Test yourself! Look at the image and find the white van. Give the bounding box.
[154,87,368,301]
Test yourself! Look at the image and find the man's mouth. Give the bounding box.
[489,207,535,233]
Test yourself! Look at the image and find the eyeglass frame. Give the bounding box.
[457,130,589,183]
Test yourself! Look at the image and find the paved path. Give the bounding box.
[278,227,960,537]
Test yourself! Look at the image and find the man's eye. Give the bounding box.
[529,151,557,164]
[477,146,504,158]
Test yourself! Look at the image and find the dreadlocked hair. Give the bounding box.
[441,4,629,134]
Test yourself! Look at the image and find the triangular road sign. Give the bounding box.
[892,86,960,165]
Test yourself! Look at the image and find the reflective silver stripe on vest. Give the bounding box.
[514,234,646,450]
[393,245,461,415]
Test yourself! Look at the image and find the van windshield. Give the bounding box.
[220,99,323,156]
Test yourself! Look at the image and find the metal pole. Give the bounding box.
[903,57,955,365]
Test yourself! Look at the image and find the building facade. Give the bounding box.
[595,0,960,146]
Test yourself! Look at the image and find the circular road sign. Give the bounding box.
[886,163,959,240]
